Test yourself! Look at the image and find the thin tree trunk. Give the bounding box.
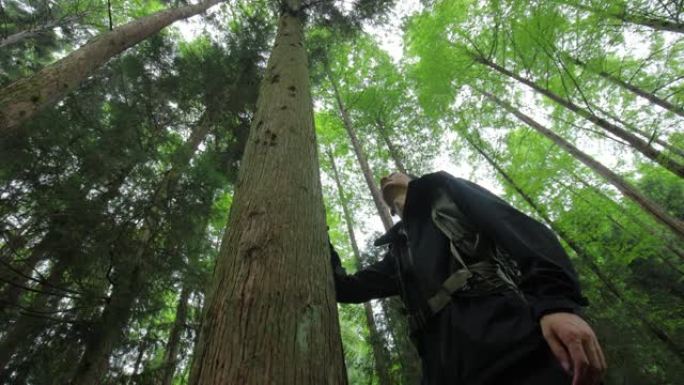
[566,172,684,263]
[326,69,394,230]
[128,329,149,385]
[465,135,684,361]
[161,285,191,385]
[375,119,408,174]
[71,111,215,385]
[471,54,684,178]
[589,103,684,158]
[188,4,347,384]
[327,149,394,385]
[570,57,684,118]
[560,1,684,34]
[0,0,222,133]
[475,87,684,240]
[327,69,423,383]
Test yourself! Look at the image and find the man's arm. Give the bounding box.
[329,243,400,303]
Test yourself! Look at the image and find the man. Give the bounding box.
[330,171,606,385]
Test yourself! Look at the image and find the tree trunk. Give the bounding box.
[476,87,684,240]
[71,262,143,385]
[471,54,684,178]
[465,135,684,361]
[0,0,222,133]
[570,57,684,118]
[326,69,394,230]
[71,109,216,384]
[0,259,68,373]
[327,70,423,383]
[566,172,684,263]
[588,103,684,159]
[375,119,408,175]
[161,285,191,385]
[187,5,347,385]
[327,149,394,385]
[560,1,684,34]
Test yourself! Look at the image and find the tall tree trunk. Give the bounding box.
[326,69,423,383]
[475,87,684,240]
[471,54,684,178]
[464,135,684,361]
[0,0,222,133]
[588,102,684,159]
[188,5,347,385]
[375,119,408,174]
[327,149,394,385]
[72,112,215,384]
[560,1,684,34]
[161,285,191,385]
[566,172,684,263]
[326,69,394,230]
[570,57,684,118]
[0,259,68,372]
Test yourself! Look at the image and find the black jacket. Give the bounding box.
[331,171,587,385]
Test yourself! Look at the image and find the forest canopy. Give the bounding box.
[0,0,682,384]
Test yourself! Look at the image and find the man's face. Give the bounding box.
[380,172,411,206]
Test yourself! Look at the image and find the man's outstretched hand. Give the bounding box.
[540,312,606,385]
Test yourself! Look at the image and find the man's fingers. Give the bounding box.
[583,338,602,385]
[568,340,589,385]
[593,338,607,371]
[545,333,571,374]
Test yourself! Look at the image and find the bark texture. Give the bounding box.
[465,135,684,361]
[0,0,222,133]
[476,88,684,240]
[472,54,684,178]
[188,8,347,385]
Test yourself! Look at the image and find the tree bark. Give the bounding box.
[161,285,191,385]
[465,135,684,361]
[187,5,347,385]
[326,69,394,230]
[471,54,684,178]
[475,88,684,240]
[0,0,223,133]
[375,119,408,175]
[560,1,684,34]
[327,149,394,385]
[570,57,684,118]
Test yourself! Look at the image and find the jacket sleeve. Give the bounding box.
[445,176,588,319]
[329,243,400,303]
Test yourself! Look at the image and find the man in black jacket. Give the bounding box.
[330,171,606,385]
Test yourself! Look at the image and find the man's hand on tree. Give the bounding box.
[540,312,606,385]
